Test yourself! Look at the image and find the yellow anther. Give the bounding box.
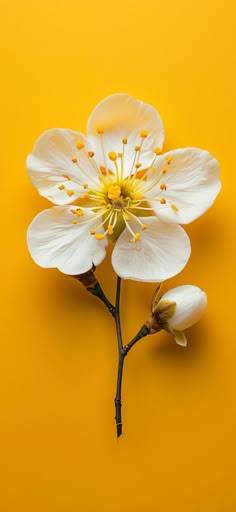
[88,151,94,158]
[90,229,96,235]
[106,204,112,209]
[134,145,140,151]
[73,219,78,224]
[76,209,84,217]
[71,209,77,214]
[141,224,147,230]
[58,184,65,190]
[171,203,179,212]
[71,156,78,163]
[135,162,142,169]
[108,151,117,161]
[96,233,105,240]
[66,190,74,197]
[160,198,166,204]
[108,225,114,235]
[162,167,167,174]
[166,156,173,165]
[107,185,121,199]
[97,125,104,134]
[62,174,71,180]
[83,193,89,199]
[154,147,162,155]
[160,183,167,190]
[122,137,127,144]
[140,130,148,138]
[133,232,140,242]
[118,152,123,157]
[100,166,107,175]
[134,192,142,200]
[76,140,85,150]
[83,183,88,189]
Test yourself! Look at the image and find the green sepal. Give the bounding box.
[155,300,176,323]
[168,326,187,347]
[151,283,163,313]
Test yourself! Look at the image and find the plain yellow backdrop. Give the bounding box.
[1,0,235,510]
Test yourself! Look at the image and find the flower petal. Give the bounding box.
[111,216,191,282]
[162,285,207,330]
[145,148,221,224]
[27,206,108,274]
[27,129,99,205]
[87,94,164,177]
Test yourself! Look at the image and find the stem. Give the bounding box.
[123,324,149,354]
[114,276,125,438]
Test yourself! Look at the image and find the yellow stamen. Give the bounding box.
[62,174,71,180]
[83,183,88,189]
[108,225,114,235]
[118,152,123,157]
[73,219,78,224]
[171,203,179,211]
[76,141,85,150]
[134,192,143,200]
[135,162,141,169]
[76,209,84,217]
[83,193,89,199]
[108,151,117,161]
[97,125,104,134]
[141,224,147,230]
[134,145,140,151]
[133,232,140,242]
[140,130,148,138]
[58,184,65,190]
[88,151,94,158]
[96,233,105,240]
[107,185,121,199]
[71,156,78,163]
[100,166,107,175]
[154,147,162,155]
[166,156,173,165]
[160,183,167,190]
[162,167,167,174]
[160,198,166,204]
[106,204,112,209]
[122,137,127,144]
[66,190,74,197]
[90,229,96,235]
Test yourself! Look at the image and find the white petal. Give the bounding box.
[27,206,108,275]
[27,129,99,205]
[87,94,164,177]
[145,148,221,224]
[161,285,207,330]
[111,216,191,282]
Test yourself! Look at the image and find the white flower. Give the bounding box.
[27,94,221,281]
[155,285,207,346]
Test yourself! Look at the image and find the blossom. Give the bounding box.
[153,285,207,346]
[27,94,221,281]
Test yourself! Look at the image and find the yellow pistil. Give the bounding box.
[108,225,114,235]
[135,162,141,169]
[107,185,121,199]
[171,203,179,211]
[76,141,85,150]
[96,233,105,240]
[58,184,65,190]
[66,190,74,197]
[90,229,96,235]
[160,183,167,190]
[162,167,167,174]
[166,156,173,165]
[154,147,162,155]
[160,198,166,204]
[122,137,127,144]
[108,151,117,161]
[97,125,104,134]
[88,151,94,158]
[133,232,140,242]
[71,156,77,163]
[140,130,148,138]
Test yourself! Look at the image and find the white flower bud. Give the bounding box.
[159,285,207,330]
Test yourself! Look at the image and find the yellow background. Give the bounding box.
[1,0,235,510]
